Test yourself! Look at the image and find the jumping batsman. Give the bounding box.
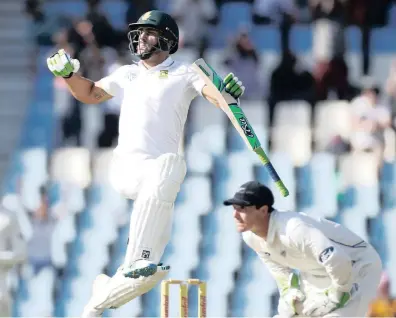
[224,181,382,317]
[47,10,245,317]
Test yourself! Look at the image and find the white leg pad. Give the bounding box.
[123,153,187,266]
[82,267,169,317]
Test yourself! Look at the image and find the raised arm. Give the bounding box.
[47,49,113,104]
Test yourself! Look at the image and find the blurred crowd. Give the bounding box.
[0,0,394,316]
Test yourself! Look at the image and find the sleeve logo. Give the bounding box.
[319,246,334,263]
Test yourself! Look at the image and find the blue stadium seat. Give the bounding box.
[383,209,396,295]
[99,0,128,30]
[19,267,56,316]
[301,152,338,218]
[381,160,396,209]
[44,0,87,18]
[211,2,252,47]
[251,26,280,51]
[231,244,276,317]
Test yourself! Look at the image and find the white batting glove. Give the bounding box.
[302,283,358,317]
[277,273,305,317]
[47,49,80,78]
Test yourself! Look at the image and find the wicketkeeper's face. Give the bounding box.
[232,205,262,232]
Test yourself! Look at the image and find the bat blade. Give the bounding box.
[192,58,289,197]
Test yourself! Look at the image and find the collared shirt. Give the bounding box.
[97,57,205,157]
[242,211,372,292]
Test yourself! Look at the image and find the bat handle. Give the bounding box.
[256,150,289,197]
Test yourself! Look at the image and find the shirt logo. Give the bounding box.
[141,250,151,259]
[159,70,168,79]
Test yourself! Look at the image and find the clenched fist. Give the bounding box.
[47,49,80,78]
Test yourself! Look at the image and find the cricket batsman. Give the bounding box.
[223,181,383,317]
[0,205,27,316]
[46,10,245,317]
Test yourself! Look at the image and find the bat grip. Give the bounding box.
[257,151,289,197]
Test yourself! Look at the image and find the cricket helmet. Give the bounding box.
[128,10,179,59]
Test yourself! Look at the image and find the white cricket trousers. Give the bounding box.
[109,152,186,266]
[297,244,383,317]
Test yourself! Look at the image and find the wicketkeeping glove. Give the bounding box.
[47,49,80,78]
[277,273,306,317]
[223,73,245,99]
[302,283,358,317]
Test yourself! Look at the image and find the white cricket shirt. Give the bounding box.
[243,211,377,292]
[97,57,205,157]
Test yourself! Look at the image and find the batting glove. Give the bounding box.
[47,49,80,78]
[277,273,305,317]
[223,73,245,99]
[302,283,358,317]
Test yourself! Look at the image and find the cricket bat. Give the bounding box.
[192,58,289,197]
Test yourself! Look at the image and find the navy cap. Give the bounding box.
[223,181,274,208]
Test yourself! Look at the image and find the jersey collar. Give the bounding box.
[138,56,174,73]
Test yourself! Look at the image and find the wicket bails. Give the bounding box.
[161,279,207,318]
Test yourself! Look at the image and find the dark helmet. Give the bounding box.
[128,10,179,60]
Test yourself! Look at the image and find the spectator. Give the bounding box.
[252,0,298,54]
[310,0,352,101]
[367,272,396,317]
[170,0,217,57]
[27,186,56,275]
[223,29,262,100]
[349,77,392,162]
[268,50,315,124]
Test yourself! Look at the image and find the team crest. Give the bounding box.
[159,70,168,79]
[141,11,152,21]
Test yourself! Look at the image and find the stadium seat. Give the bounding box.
[99,0,128,30]
[231,244,276,317]
[19,148,48,211]
[203,205,242,317]
[212,2,252,47]
[189,96,227,155]
[273,100,312,127]
[173,48,197,64]
[381,160,396,210]
[339,153,380,215]
[271,126,312,167]
[19,267,56,317]
[51,213,77,268]
[43,0,87,18]
[252,26,280,51]
[301,152,338,218]
[185,147,214,175]
[314,100,351,151]
[50,148,91,189]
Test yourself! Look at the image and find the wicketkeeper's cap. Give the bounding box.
[223,181,274,209]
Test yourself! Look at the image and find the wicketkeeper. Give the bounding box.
[224,181,382,317]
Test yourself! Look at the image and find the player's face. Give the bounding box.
[138,28,159,54]
[232,205,262,232]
